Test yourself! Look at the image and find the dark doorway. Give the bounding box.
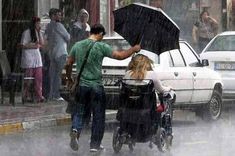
[2,0,35,72]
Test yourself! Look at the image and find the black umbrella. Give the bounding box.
[113,3,180,55]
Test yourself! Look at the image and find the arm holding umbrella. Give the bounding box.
[64,43,141,88]
[112,44,141,60]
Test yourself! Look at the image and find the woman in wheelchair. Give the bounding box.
[123,53,173,129]
[124,54,171,93]
[113,54,174,153]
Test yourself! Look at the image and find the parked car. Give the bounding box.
[200,31,235,100]
[102,36,223,120]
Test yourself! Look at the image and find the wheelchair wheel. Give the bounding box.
[166,134,173,147]
[166,101,173,122]
[156,127,168,152]
[113,127,123,153]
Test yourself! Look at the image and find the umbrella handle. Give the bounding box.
[139,35,144,44]
[135,34,143,45]
[136,23,146,45]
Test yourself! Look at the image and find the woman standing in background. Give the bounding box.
[192,10,218,52]
[20,16,45,103]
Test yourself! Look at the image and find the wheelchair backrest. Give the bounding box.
[119,79,156,109]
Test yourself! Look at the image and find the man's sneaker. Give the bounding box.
[70,130,79,151]
[90,148,98,152]
[99,145,104,150]
[90,145,105,152]
[54,97,64,101]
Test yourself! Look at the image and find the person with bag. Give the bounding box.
[65,24,141,152]
[67,8,91,126]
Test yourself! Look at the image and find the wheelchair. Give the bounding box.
[112,79,175,153]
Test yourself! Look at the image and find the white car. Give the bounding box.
[102,37,223,120]
[200,31,235,100]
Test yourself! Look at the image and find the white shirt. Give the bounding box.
[20,29,43,68]
[124,70,171,94]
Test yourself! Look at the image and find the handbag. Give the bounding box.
[62,41,96,114]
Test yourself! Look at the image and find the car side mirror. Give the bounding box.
[202,59,209,66]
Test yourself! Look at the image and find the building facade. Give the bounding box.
[0,0,233,70]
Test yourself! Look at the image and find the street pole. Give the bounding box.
[199,0,200,16]
[221,0,227,31]
[0,0,2,50]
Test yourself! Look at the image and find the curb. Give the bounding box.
[0,110,197,134]
[0,122,23,134]
[0,110,118,134]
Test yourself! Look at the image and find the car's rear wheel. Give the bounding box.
[203,90,222,121]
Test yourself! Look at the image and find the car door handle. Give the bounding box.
[193,72,197,77]
[174,72,178,77]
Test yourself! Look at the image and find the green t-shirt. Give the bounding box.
[69,39,113,87]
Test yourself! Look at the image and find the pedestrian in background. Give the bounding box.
[69,8,90,46]
[192,10,218,53]
[20,16,45,103]
[45,8,70,101]
[66,24,141,152]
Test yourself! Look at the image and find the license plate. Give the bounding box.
[214,62,235,70]
[102,76,121,86]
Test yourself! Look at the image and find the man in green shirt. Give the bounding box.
[66,24,140,152]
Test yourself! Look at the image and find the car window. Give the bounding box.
[102,37,131,50]
[169,49,185,67]
[206,35,235,51]
[102,37,160,64]
[180,42,200,67]
[160,51,173,67]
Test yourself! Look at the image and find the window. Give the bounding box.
[180,42,200,67]
[37,0,59,17]
[169,49,185,67]
[160,51,172,67]
[103,37,130,50]
[206,35,235,51]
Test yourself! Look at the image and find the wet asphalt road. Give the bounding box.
[1,108,235,156]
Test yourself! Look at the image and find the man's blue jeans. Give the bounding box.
[71,85,106,149]
[49,54,67,99]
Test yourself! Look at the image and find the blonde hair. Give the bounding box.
[127,54,153,80]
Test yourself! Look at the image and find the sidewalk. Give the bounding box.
[0,97,117,134]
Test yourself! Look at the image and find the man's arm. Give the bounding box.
[21,30,40,49]
[112,45,141,60]
[208,17,219,35]
[57,23,71,42]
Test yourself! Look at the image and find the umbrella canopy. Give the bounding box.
[113,3,180,55]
